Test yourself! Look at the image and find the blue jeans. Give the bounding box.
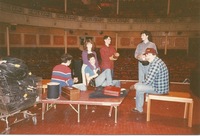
[95,69,120,87]
[134,82,160,112]
[138,62,149,82]
[102,68,114,78]
[72,83,87,91]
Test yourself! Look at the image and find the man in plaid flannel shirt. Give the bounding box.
[132,48,169,113]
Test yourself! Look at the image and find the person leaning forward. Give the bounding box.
[131,48,169,113]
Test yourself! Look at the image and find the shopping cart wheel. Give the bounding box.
[32,116,37,125]
[5,128,10,134]
[23,111,29,119]
[2,127,10,134]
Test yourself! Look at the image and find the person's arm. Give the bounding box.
[85,73,98,82]
[108,47,119,61]
[85,67,98,84]
[143,63,159,85]
[135,45,146,61]
[93,52,100,68]
[65,72,74,87]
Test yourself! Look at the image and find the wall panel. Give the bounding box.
[24,34,36,45]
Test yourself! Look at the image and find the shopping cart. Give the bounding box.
[0,57,42,134]
[0,109,37,134]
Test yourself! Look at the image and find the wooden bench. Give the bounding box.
[42,79,51,93]
[146,91,193,127]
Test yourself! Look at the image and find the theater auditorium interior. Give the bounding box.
[0,0,199,135]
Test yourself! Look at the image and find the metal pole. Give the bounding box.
[64,30,67,53]
[6,26,10,56]
[186,37,189,56]
[116,0,119,15]
[64,0,67,14]
[164,34,168,55]
[167,0,170,16]
[115,33,118,50]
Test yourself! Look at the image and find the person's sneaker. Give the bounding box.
[120,88,126,91]
[132,108,143,113]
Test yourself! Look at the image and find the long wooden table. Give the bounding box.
[39,90,128,123]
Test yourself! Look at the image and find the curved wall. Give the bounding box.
[0,2,199,50]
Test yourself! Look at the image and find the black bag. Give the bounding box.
[89,78,96,87]
[140,61,149,66]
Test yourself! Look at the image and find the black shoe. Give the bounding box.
[132,108,143,113]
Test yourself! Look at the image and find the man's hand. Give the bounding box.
[137,54,146,61]
[109,52,120,60]
[73,77,78,83]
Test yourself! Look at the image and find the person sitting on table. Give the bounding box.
[132,48,169,113]
[51,53,86,94]
[81,39,99,85]
[85,53,120,88]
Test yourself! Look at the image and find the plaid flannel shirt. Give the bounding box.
[142,57,169,94]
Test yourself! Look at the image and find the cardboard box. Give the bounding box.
[61,86,80,100]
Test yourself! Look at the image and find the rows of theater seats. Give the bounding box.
[0,48,198,82]
[114,49,198,82]
[2,0,199,18]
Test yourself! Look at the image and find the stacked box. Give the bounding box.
[61,86,80,100]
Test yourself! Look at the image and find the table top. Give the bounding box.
[39,90,129,106]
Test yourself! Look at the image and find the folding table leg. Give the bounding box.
[78,104,80,123]
[114,106,118,123]
[42,103,46,120]
[109,106,113,117]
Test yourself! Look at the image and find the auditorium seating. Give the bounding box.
[0,47,198,82]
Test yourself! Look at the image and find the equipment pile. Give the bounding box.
[0,57,41,114]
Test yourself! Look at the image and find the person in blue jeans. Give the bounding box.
[132,48,169,113]
[84,53,120,87]
[134,30,158,101]
[134,30,158,82]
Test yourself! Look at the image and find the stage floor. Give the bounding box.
[0,81,200,134]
